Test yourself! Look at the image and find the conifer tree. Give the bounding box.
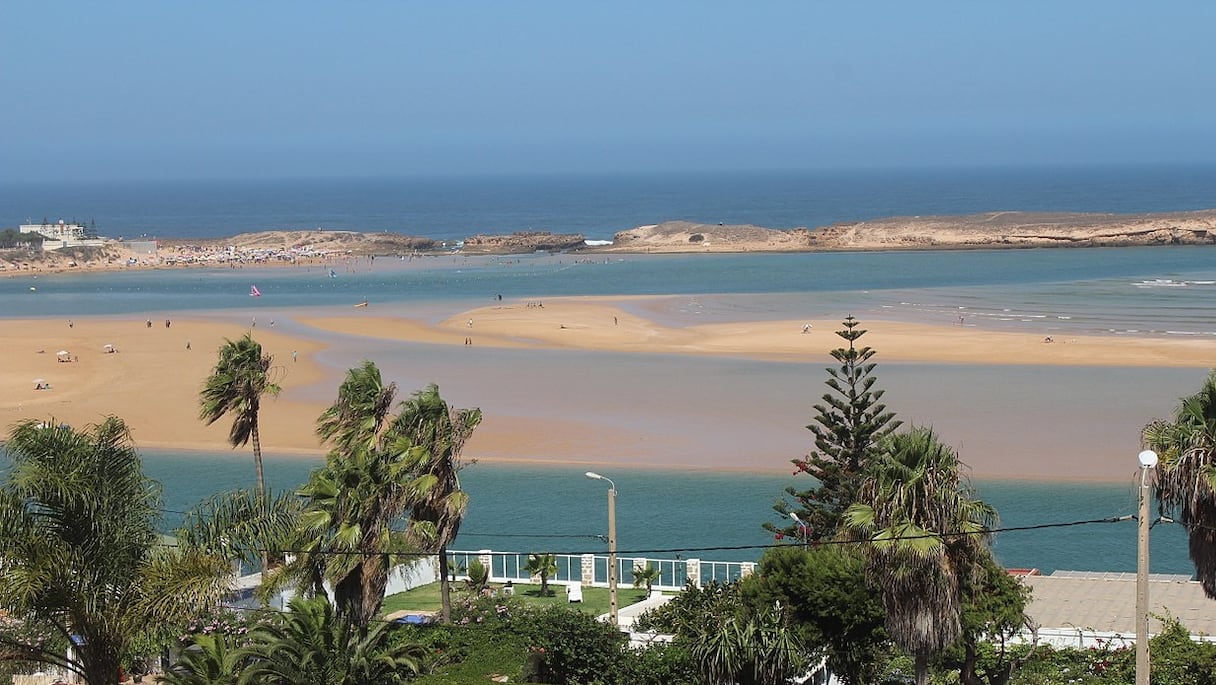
[771,316,900,541]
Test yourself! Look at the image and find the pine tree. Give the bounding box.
[771,316,901,541]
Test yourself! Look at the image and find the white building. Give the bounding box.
[19,221,105,250]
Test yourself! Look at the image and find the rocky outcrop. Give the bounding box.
[805,211,1216,251]
[461,231,587,253]
[596,212,1216,253]
[166,230,437,255]
[607,221,811,252]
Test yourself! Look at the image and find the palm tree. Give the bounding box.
[525,553,559,597]
[237,596,426,685]
[303,362,435,631]
[632,562,662,595]
[0,418,235,685]
[160,633,244,685]
[396,383,482,623]
[200,334,281,497]
[1143,369,1216,598]
[841,426,997,685]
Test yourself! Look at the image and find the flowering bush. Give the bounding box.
[177,608,268,648]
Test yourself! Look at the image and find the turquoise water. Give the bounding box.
[6,247,1216,338]
[139,451,1190,576]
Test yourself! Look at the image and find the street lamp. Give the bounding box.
[1136,449,1158,685]
[789,512,809,546]
[585,471,618,627]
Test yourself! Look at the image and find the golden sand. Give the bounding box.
[2,299,1211,480]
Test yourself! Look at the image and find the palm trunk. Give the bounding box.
[83,646,121,685]
[438,546,452,623]
[251,420,268,571]
[360,552,389,635]
[251,420,265,498]
[915,651,929,685]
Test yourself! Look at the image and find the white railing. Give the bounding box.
[446,549,754,591]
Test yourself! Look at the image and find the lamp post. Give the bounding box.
[586,471,618,627]
[789,512,809,547]
[1136,449,1158,685]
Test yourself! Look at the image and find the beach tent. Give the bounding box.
[103,343,115,353]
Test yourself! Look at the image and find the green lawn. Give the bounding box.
[381,581,650,618]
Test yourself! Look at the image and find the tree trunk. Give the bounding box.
[359,552,389,635]
[961,641,982,685]
[250,421,266,498]
[438,546,452,623]
[82,646,121,685]
[250,421,268,570]
[915,651,929,685]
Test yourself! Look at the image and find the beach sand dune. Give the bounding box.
[0,317,328,455]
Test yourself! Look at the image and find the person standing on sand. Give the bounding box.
[292,350,298,362]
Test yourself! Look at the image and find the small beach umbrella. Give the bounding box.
[33,378,45,385]
[103,343,115,352]
[56,350,70,356]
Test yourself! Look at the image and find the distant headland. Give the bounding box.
[3,209,1216,274]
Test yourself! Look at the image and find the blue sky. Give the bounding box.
[4,2,1214,181]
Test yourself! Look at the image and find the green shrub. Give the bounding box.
[511,605,627,684]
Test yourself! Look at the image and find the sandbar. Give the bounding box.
[2,298,1210,483]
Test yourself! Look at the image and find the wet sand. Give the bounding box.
[2,298,1210,481]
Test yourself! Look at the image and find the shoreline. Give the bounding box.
[137,442,1142,486]
[6,208,1216,276]
[2,300,1209,484]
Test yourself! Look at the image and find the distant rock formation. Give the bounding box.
[461,231,587,253]
[807,211,1216,250]
[600,212,1216,253]
[170,230,437,255]
[608,221,810,252]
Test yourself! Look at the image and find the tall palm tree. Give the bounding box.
[0,418,235,685]
[1143,369,1216,597]
[200,334,281,497]
[396,383,482,623]
[842,426,997,685]
[305,362,429,631]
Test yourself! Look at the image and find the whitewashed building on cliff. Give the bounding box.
[19,221,106,250]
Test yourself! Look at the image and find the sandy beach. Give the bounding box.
[2,298,1211,482]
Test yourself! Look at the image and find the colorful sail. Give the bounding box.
[250,285,261,297]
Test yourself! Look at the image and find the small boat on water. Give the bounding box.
[250,285,261,297]
[354,300,369,308]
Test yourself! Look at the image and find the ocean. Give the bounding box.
[2,164,1214,577]
[4,163,1216,243]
